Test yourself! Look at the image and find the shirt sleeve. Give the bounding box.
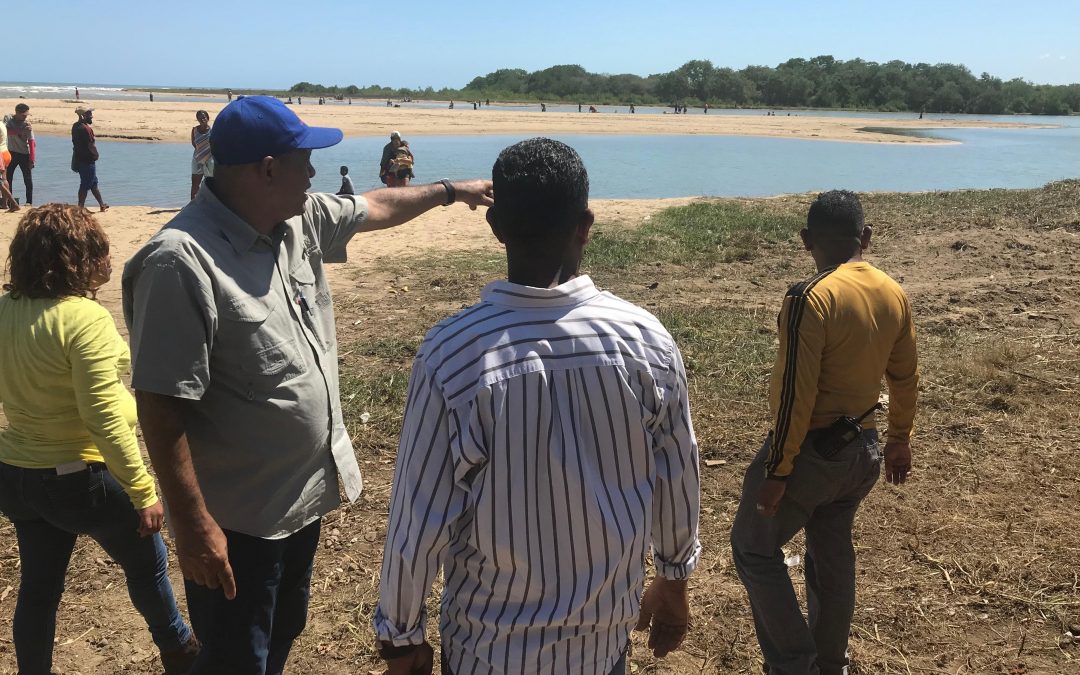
[69,311,158,509]
[766,290,827,478]
[304,193,370,263]
[650,343,702,580]
[885,292,919,443]
[125,252,217,400]
[373,359,469,646]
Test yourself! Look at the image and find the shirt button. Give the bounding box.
[247,390,254,401]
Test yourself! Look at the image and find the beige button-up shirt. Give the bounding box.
[122,185,365,538]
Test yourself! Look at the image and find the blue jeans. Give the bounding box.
[731,431,881,675]
[185,520,321,675]
[0,461,192,675]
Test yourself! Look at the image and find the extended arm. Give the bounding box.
[359,179,493,234]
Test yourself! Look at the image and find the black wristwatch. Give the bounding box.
[439,178,456,206]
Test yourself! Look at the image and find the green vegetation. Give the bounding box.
[587,202,803,269]
[289,55,1080,114]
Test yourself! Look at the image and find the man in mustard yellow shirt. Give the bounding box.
[730,190,919,675]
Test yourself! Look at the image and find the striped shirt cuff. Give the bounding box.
[653,540,702,580]
[372,609,428,647]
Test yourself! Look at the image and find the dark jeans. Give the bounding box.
[0,461,191,675]
[730,431,881,675]
[5,151,32,204]
[441,646,628,675]
[185,520,321,675]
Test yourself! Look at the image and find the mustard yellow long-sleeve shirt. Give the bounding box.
[766,262,919,478]
[0,294,158,509]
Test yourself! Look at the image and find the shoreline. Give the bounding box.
[1,97,1052,146]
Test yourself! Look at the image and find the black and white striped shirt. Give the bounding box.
[374,276,701,674]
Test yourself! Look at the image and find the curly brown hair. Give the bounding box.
[3,204,111,299]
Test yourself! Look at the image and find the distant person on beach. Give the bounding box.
[150,92,154,103]
[704,102,709,113]
[730,190,919,675]
[190,110,214,201]
[449,100,454,109]
[5,103,35,206]
[0,205,199,674]
[589,105,598,113]
[75,87,80,100]
[390,140,414,187]
[380,130,414,187]
[0,132,19,212]
[122,95,493,674]
[630,103,636,113]
[227,89,233,101]
[71,107,108,212]
[374,137,700,675]
[337,165,354,195]
[541,102,546,111]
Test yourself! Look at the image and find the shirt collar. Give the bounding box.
[196,181,288,254]
[481,275,601,308]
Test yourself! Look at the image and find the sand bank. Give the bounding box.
[0,97,1048,145]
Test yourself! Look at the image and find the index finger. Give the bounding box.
[220,561,238,600]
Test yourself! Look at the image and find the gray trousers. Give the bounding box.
[730,430,880,675]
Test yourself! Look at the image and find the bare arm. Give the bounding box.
[191,126,197,148]
[136,390,236,598]
[358,179,493,234]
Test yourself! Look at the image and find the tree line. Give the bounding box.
[290,56,1080,115]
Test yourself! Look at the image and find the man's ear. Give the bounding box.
[259,156,275,183]
[486,206,506,244]
[576,208,595,245]
[860,225,872,251]
[799,228,813,251]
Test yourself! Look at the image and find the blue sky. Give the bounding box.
[21,1,1079,88]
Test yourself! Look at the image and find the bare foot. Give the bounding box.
[6,204,18,213]
[99,204,110,212]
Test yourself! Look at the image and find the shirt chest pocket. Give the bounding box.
[289,263,331,351]
[216,298,308,398]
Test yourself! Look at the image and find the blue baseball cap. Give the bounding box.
[209,96,343,166]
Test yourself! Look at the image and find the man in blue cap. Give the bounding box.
[121,96,493,674]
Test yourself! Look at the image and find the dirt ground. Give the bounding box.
[0,184,1078,673]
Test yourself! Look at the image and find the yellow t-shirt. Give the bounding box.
[0,294,158,509]
[766,262,919,478]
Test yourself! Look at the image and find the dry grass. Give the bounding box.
[0,182,1078,673]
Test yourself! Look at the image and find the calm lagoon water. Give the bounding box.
[16,121,1080,208]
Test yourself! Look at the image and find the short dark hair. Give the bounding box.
[491,138,589,241]
[3,204,110,299]
[196,109,209,119]
[806,190,864,238]
[14,103,29,113]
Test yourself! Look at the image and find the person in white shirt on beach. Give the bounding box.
[374,137,702,675]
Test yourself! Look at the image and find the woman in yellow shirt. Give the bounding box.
[0,205,197,674]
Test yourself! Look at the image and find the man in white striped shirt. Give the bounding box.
[374,138,702,675]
